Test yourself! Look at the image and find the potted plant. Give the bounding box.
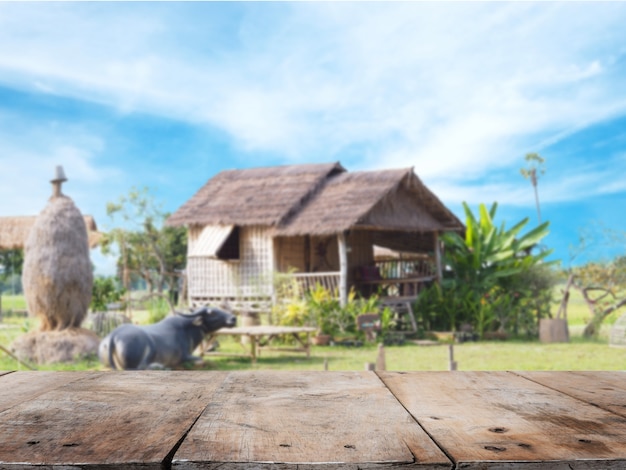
[306,285,340,345]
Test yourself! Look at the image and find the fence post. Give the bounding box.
[448,344,457,371]
[376,344,386,371]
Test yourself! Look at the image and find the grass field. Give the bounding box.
[0,294,27,312]
[1,288,625,372]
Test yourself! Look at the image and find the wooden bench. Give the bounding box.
[1,370,625,468]
[208,325,317,362]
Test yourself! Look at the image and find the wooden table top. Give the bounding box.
[214,325,317,336]
[0,370,625,469]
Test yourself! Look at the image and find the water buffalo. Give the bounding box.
[99,306,236,370]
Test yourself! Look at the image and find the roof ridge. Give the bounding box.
[277,162,346,227]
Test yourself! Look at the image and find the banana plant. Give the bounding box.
[441,202,553,293]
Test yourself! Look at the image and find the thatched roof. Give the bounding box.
[0,214,101,250]
[167,162,464,237]
[167,162,344,227]
[277,168,463,236]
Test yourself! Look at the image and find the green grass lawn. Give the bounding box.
[201,334,626,372]
[0,294,27,312]
[1,288,625,372]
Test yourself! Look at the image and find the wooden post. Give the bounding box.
[304,235,311,273]
[434,231,443,285]
[448,344,457,371]
[555,274,575,320]
[338,231,348,307]
[270,237,279,315]
[376,343,386,371]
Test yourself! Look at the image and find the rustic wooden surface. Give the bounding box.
[379,371,626,469]
[0,371,228,469]
[518,371,626,419]
[173,371,449,469]
[0,371,625,469]
[216,326,318,336]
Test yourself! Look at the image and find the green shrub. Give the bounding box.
[90,276,126,312]
[147,297,170,324]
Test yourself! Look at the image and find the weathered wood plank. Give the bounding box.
[517,371,626,419]
[0,371,91,414]
[173,371,452,469]
[379,371,626,469]
[0,371,228,469]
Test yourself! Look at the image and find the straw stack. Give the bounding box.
[21,166,93,331]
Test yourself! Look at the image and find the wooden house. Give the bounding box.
[166,162,464,311]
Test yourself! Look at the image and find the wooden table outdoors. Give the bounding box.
[1,370,626,468]
[209,325,318,362]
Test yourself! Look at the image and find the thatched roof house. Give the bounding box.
[0,215,101,250]
[167,162,463,309]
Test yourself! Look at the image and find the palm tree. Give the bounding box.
[520,153,545,223]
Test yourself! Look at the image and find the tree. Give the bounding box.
[442,202,552,290]
[90,276,126,312]
[433,202,555,336]
[561,227,626,338]
[569,257,626,338]
[0,249,24,294]
[100,187,187,308]
[520,152,545,223]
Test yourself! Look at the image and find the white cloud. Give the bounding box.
[0,119,121,218]
[1,2,626,209]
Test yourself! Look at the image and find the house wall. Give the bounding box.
[275,236,306,272]
[348,230,374,265]
[186,225,274,310]
[274,235,343,274]
[309,235,338,272]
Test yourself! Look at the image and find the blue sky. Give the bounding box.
[1,2,626,275]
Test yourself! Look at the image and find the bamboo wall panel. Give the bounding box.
[188,226,273,303]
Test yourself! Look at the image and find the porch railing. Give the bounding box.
[292,272,340,294]
[375,257,435,279]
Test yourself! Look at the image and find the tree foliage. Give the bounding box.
[520,152,545,223]
[90,276,126,312]
[0,249,24,294]
[569,256,626,338]
[442,202,552,290]
[416,202,556,337]
[99,187,187,302]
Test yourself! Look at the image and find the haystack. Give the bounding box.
[13,166,96,364]
[10,328,100,365]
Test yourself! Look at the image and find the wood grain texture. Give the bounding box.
[0,371,228,469]
[516,371,626,419]
[0,371,89,414]
[173,371,452,469]
[2,371,626,469]
[379,371,626,469]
